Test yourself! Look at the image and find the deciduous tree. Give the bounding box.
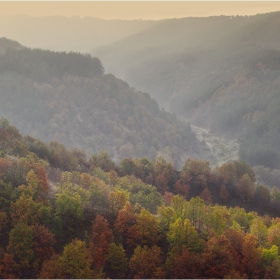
[105,243,127,279]
[91,215,114,270]
[59,239,93,279]
[167,217,203,252]
[129,245,163,279]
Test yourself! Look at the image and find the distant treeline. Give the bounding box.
[0,47,104,82]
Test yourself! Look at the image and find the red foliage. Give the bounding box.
[241,234,264,278]
[200,187,213,204]
[174,180,190,198]
[0,158,11,179]
[163,191,174,206]
[33,164,49,194]
[115,202,137,248]
[31,225,55,263]
[166,246,203,278]
[91,215,114,269]
[0,253,17,279]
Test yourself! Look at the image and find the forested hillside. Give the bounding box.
[93,12,280,169]
[3,9,280,279]
[1,119,280,278]
[0,38,206,168]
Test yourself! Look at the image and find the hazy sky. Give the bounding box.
[1,2,280,20]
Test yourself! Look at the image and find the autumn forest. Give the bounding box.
[0,118,280,278]
[1,9,280,279]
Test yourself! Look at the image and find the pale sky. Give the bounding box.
[0,2,280,20]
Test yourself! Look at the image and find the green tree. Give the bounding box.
[267,221,280,251]
[10,193,51,226]
[250,216,268,246]
[133,208,160,247]
[7,223,35,278]
[89,151,115,172]
[170,194,187,219]
[105,243,127,279]
[157,205,175,237]
[206,205,231,234]
[167,217,203,252]
[108,188,130,215]
[262,245,279,266]
[58,239,93,279]
[185,197,206,232]
[54,190,84,234]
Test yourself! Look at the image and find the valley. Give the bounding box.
[191,125,239,167]
[2,7,280,279]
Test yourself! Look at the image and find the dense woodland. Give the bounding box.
[2,14,280,169]
[0,38,203,168]
[94,12,280,169]
[2,12,280,278]
[1,119,280,278]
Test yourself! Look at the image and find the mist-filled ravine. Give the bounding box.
[2,10,280,279]
[93,11,280,170]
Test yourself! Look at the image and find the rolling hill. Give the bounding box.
[0,38,209,168]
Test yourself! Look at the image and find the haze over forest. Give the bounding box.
[3,3,280,279]
[2,8,280,171]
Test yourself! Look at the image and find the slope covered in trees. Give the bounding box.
[0,38,206,168]
[1,119,280,278]
[93,12,280,169]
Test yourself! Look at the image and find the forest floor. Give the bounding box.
[191,125,239,168]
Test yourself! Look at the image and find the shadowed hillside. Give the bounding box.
[0,38,207,168]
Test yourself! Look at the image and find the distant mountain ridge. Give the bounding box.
[0,15,157,53]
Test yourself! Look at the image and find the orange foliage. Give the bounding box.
[115,202,137,249]
[163,191,174,206]
[241,234,264,278]
[203,233,236,278]
[31,225,55,264]
[91,215,114,269]
[0,253,17,279]
[0,158,11,179]
[166,246,203,278]
[33,164,49,194]
[129,245,163,279]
